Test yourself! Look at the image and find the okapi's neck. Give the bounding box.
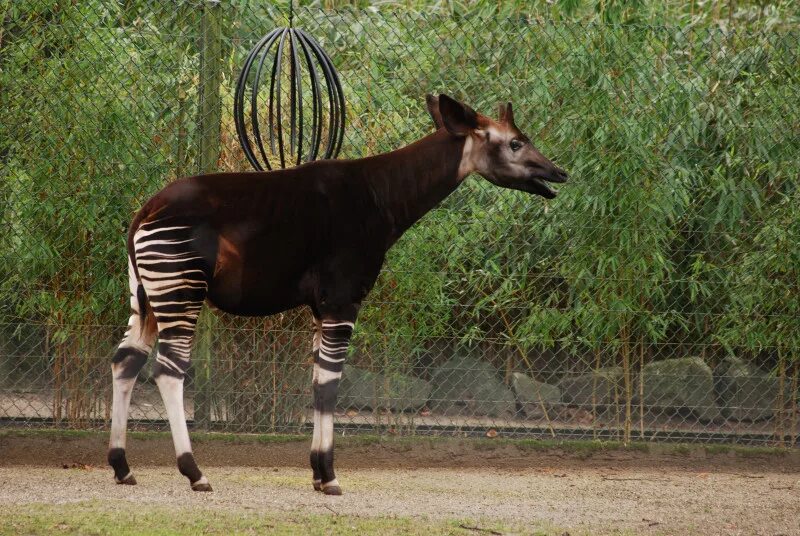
[367,129,467,244]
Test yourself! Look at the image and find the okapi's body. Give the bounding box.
[134,130,463,318]
[108,94,567,495]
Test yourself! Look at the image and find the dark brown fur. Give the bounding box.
[130,128,466,320]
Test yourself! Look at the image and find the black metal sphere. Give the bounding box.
[234,27,346,171]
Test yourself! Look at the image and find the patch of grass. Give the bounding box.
[187,432,303,445]
[0,503,545,536]
[475,437,650,457]
[671,444,693,456]
[0,428,307,445]
[660,442,796,459]
[728,445,792,459]
[0,429,98,440]
[702,444,732,456]
[3,428,794,462]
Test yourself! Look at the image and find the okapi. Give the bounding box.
[108,94,568,495]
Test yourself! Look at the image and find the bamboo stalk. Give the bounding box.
[272,325,278,432]
[790,360,798,446]
[639,337,645,440]
[592,348,601,440]
[621,325,632,446]
[176,82,187,179]
[776,347,786,446]
[614,365,621,442]
[496,307,555,438]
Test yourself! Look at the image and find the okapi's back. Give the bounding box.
[127,162,386,316]
[130,167,332,248]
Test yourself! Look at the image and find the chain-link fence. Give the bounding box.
[2,1,799,446]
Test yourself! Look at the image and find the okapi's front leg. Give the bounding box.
[310,316,354,495]
[310,317,323,491]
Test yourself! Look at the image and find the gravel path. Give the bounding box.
[1,434,799,535]
[1,463,798,535]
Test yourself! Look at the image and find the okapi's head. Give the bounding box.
[426,94,568,199]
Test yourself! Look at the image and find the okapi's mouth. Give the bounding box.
[530,177,559,199]
[528,167,567,199]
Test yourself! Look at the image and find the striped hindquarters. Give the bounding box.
[133,220,211,377]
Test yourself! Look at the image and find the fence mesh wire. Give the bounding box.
[1,1,799,445]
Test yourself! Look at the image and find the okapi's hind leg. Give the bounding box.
[310,316,355,495]
[136,221,214,492]
[108,259,157,485]
[147,292,211,492]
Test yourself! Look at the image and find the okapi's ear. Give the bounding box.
[438,94,478,137]
[425,94,444,130]
[498,102,514,125]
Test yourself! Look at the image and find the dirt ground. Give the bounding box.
[1,433,799,535]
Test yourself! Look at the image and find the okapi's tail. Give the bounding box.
[126,206,152,331]
[136,283,149,328]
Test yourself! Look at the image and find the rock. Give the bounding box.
[429,355,516,417]
[338,366,378,411]
[558,367,623,407]
[641,357,721,422]
[511,372,561,418]
[338,366,431,412]
[715,356,785,422]
[383,371,432,411]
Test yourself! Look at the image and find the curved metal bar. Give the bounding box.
[246,30,283,170]
[250,29,282,171]
[330,63,346,158]
[295,31,322,162]
[274,29,288,169]
[235,28,281,171]
[324,45,346,159]
[265,28,284,153]
[287,30,297,164]
[302,29,345,159]
[289,29,304,166]
[305,31,345,159]
[299,30,340,159]
[234,32,268,170]
[300,30,336,159]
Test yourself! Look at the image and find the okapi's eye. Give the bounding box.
[510,139,523,152]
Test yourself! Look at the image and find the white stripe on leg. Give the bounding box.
[109,375,136,450]
[155,374,192,457]
[311,365,322,455]
[110,309,153,451]
[319,411,335,452]
[316,368,341,386]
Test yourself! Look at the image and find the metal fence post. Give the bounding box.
[194,0,223,430]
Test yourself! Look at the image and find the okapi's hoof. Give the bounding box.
[115,474,137,486]
[313,480,323,492]
[322,484,342,496]
[191,477,213,492]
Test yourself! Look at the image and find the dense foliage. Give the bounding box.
[1,0,798,435]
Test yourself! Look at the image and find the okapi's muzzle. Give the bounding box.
[526,164,568,199]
